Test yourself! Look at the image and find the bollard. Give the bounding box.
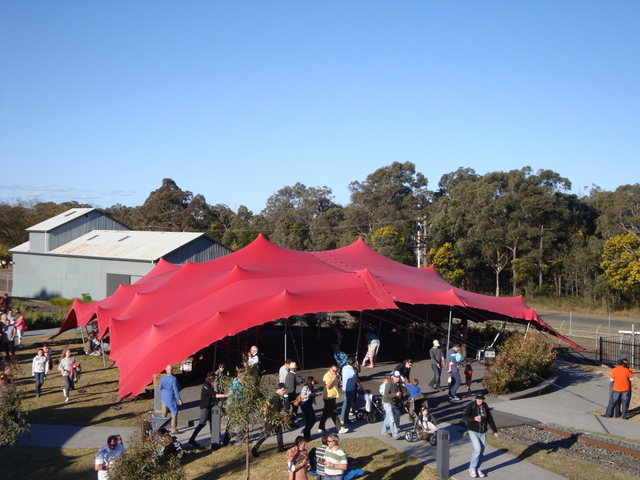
[436,428,450,478]
[210,405,222,447]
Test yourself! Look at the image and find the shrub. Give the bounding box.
[0,362,30,447]
[109,418,185,480]
[484,331,556,395]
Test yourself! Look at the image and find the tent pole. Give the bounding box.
[213,342,218,372]
[446,307,453,350]
[300,320,305,371]
[284,319,288,363]
[356,312,363,364]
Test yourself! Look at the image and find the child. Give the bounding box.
[418,405,437,434]
[406,378,421,398]
[379,377,388,395]
[464,364,473,397]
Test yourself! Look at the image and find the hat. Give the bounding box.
[475,393,485,400]
[391,371,402,378]
[285,359,292,365]
[289,362,298,369]
[276,382,287,389]
[433,340,440,347]
[206,371,216,377]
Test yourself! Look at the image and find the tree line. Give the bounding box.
[1,162,639,310]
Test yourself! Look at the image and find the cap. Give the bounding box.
[289,362,298,369]
[206,371,216,377]
[285,359,292,365]
[391,371,402,378]
[475,393,485,400]
[433,340,440,347]
[276,382,287,389]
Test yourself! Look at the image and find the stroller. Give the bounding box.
[403,394,438,446]
[355,390,385,423]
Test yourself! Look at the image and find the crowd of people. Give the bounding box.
[6,307,634,480]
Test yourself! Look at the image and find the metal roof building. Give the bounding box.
[10,208,232,300]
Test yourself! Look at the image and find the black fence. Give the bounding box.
[599,334,639,370]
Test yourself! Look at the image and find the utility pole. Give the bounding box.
[415,218,428,268]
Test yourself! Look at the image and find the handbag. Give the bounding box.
[291,395,303,407]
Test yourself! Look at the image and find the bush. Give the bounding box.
[0,363,30,447]
[10,299,66,329]
[110,418,185,480]
[483,331,556,395]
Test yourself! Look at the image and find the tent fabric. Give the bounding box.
[58,234,580,398]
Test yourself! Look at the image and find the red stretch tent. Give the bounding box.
[59,234,580,397]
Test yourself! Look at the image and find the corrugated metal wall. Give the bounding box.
[163,237,233,264]
[12,253,154,300]
[49,211,129,250]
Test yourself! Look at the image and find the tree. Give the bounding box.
[222,364,291,480]
[601,233,640,301]
[261,183,338,250]
[348,162,430,236]
[130,179,195,231]
[427,242,465,286]
[221,206,260,250]
[370,226,414,264]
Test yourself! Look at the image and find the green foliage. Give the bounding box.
[601,233,640,297]
[427,242,465,285]
[49,297,75,308]
[110,420,185,480]
[483,331,557,395]
[9,300,66,329]
[0,366,30,447]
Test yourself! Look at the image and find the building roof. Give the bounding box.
[26,208,96,232]
[43,230,207,261]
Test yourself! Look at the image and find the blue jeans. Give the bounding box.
[605,390,630,419]
[34,372,45,396]
[469,430,487,471]
[341,390,355,423]
[381,402,399,436]
[429,363,442,388]
[449,372,461,398]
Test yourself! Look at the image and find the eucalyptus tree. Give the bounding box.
[261,182,339,250]
[129,178,195,231]
[347,162,430,263]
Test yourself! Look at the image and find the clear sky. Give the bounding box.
[1,1,638,214]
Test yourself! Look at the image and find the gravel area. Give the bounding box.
[499,424,640,476]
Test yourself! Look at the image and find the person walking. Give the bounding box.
[58,348,75,402]
[603,358,634,420]
[188,371,226,447]
[32,348,49,397]
[340,356,360,427]
[14,313,27,347]
[428,340,444,390]
[160,364,183,434]
[446,343,463,401]
[463,394,499,478]
[299,376,321,441]
[318,364,345,434]
[380,371,403,439]
[251,382,287,457]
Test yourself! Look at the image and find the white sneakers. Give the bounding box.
[338,427,349,434]
[477,469,486,477]
[470,469,486,478]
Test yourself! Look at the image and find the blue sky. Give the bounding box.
[1,1,638,214]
